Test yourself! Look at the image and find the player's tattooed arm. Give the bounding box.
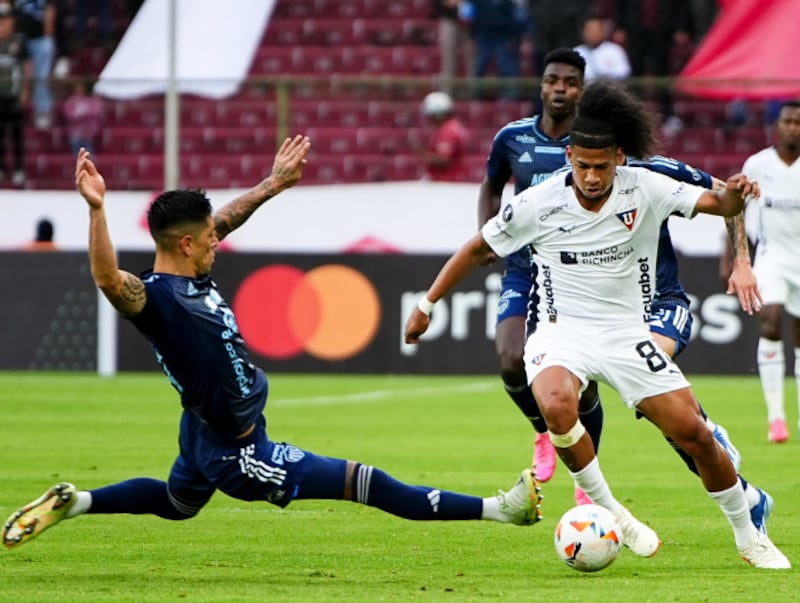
[105,271,147,318]
[723,206,761,314]
[724,212,750,263]
[213,135,310,241]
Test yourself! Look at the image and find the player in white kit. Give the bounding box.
[405,82,790,569]
[742,101,800,443]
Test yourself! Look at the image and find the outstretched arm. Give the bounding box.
[404,232,494,343]
[214,135,311,240]
[694,173,759,217]
[75,148,146,318]
[724,210,761,314]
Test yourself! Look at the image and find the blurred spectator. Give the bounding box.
[574,14,631,82]
[23,218,58,250]
[527,0,591,75]
[432,0,462,94]
[15,0,56,129]
[62,78,103,153]
[416,91,468,181]
[464,0,528,98]
[0,1,30,187]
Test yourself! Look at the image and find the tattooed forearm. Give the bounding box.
[213,180,280,240]
[725,213,750,260]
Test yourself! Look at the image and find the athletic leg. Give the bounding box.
[636,389,788,567]
[496,264,558,480]
[758,304,787,442]
[294,456,541,524]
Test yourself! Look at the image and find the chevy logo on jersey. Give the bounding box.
[615,208,638,231]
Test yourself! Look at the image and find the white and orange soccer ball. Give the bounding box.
[554,504,622,572]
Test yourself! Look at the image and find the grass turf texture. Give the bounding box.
[1,372,797,602]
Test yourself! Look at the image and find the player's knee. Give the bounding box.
[671,418,716,459]
[164,489,206,520]
[536,393,578,433]
[497,346,525,382]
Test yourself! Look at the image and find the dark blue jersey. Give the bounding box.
[486,115,571,270]
[628,156,713,302]
[129,271,267,440]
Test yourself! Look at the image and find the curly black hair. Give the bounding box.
[570,81,657,158]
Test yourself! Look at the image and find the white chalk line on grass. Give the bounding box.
[271,381,498,407]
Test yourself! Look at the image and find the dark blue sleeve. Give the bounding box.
[631,155,714,188]
[485,128,513,189]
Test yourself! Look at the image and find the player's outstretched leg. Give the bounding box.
[3,483,76,549]
[297,456,543,525]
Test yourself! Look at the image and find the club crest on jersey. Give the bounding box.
[615,208,638,231]
[531,353,546,366]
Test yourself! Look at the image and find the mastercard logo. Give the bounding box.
[233,264,381,360]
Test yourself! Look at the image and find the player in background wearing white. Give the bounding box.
[407,82,790,569]
[741,101,800,443]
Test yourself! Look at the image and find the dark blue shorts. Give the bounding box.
[647,296,694,358]
[497,254,536,328]
[167,411,318,514]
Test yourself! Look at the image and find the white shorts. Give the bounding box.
[523,322,690,408]
[753,257,800,316]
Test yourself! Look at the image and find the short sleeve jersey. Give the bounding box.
[485,115,571,270]
[129,272,267,440]
[742,147,800,270]
[482,166,703,326]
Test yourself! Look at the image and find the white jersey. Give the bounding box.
[742,147,800,271]
[482,166,703,328]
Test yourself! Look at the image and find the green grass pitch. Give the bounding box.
[1,372,797,602]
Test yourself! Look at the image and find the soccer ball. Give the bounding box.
[554,504,622,573]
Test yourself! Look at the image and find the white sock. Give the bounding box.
[757,337,785,422]
[708,481,756,548]
[741,478,760,508]
[65,491,92,518]
[568,457,621,514]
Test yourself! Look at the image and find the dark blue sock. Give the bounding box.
[579,394,604,453]
[88,478,193,520]
[295,457,482,520]
[505,382,548,433]
[352,464,482,520]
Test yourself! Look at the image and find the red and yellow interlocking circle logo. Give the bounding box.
[233,264,381,360]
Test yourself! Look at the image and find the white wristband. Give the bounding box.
[417,295,436,316]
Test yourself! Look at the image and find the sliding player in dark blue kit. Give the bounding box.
[480,49,773,529]
[2,139,541,550]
